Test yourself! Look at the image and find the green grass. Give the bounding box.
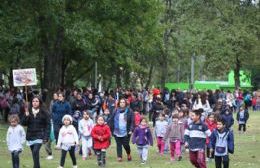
[1,112,260,168]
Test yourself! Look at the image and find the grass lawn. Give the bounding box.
[0,112,260,168]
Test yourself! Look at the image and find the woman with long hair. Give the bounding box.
[110,98,134,162]
[21,96,50,168]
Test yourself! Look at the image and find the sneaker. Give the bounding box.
[178,156,182,161]
[73,166,78,168]
[127,154,132,161]
[82,157,86,160]
[99,164,105,168]
[170,157,175,162]
[117,157,122,162]
[46,155,53,160]
[141,160,146,164]
[98,161,103,167]
[206,157,210,162]
[57,166,63,168]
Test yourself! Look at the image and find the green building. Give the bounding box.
[165,70,252,91]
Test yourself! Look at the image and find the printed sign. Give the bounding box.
[13,68,37,86]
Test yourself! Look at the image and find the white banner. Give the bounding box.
[13,68,37,87]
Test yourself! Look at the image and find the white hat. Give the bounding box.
[62,115,73,123]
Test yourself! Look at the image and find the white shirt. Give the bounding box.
[78,118,94,137]
[155,120,168,137]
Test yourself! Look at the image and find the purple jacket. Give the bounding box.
[132,125,153,146]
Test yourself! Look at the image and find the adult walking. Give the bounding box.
[45,92,58,160]
[21,96,50,168]
[110,98,134,162]
[52,93,72,143]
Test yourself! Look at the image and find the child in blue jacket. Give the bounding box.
[221,107,234,130]
[210,118,234,168]
[236,106,249,133]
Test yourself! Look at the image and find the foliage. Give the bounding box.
[0,0,259,89]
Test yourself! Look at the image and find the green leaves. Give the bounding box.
[0,0,259,89]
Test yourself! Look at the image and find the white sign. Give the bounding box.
[13,68,37,87]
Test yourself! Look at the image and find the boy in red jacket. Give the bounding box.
[91,116,111,167]
[205,113,217,162]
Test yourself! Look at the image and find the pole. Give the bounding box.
[24,84,29,115]
[191,53,195,90]
[95,61,97,88]
[25,84,28,103]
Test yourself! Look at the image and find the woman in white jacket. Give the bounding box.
[56,115,79,168]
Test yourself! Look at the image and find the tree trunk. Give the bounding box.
[160,55,168,89]
[39,56,44,90]
[160,28,171,88]
[160,0,173,89]
[41,24,65,104]
[61,55,68,88]
[177,63,180,83]
[8,67,14,88]
[116,67,121,88]
[234,56,241,89]
[145,63,154,88]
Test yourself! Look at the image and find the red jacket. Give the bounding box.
[205,119,217,145]
[91,124,111,150]
[252,97,257,106]
[134,112,141,127]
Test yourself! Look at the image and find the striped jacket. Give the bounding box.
[184,121,211,151]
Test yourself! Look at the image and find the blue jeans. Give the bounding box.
[137,145,149,161]
[11,150,21,168]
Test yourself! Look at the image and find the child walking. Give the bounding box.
[184,109,211,168]
[205,113,217,162]
[102,108,112,125]
[210,118,234,168]
[91,116,111,167]
[154,113,168,155]
[56,115,79,168]
[134,111,142,128]
[132,118,153,164]
[164,113,184,161]
[6,115,26,168]
[221,107,234,130]
[236,106,249,133]
[78,111,94,160]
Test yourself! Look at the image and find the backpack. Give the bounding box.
[244,95,252,106]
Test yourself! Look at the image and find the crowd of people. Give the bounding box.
[2,86,260,168]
